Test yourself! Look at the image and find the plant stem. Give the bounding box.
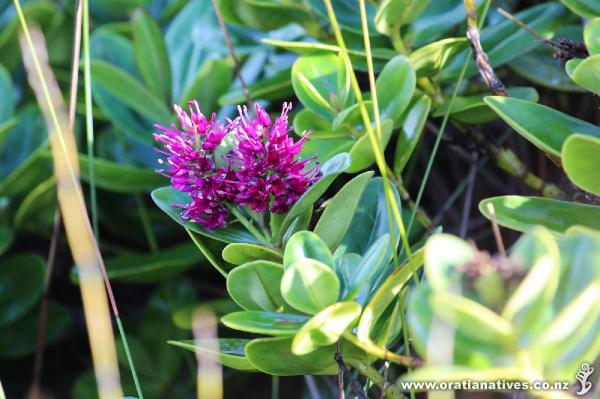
[82,0,98,238]
[271,376,280,399]
[116,317,144,399]
[228,205,269,246]
[342,331,419,368]
[186,229,228,278]
[345,360,403,399]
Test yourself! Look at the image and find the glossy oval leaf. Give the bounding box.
[277,153,351,240]
[222,243,282,265]
[281,259,340,314]
[562,134,600,196]
[347,119,393,173]
[585,18,600,54]
[283,231,335,270]
[151,186,261,244]
[132,10,172,102]
[226,261,285,311]
[568,54,600,96]
[90,60,171,123]
[394,95,431,174]
[376,55,416,122]
[222,311,308,336]
[314,171,373,250]
[345,234,392,300]
[479,196,600,234]
[245,336,367,376]
[409,37,467,77]
[168,339,257,371]
[291,53,350,120]
[292,301,361,355]
[424,233,474,292]
[484,96,600,156]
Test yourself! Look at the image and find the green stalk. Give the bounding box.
[228,205,269,246]
[324,0,412,261]
[346,360,403,399]
[82,0,98,238]
[407,0,493,236]
[115,317,143,399]
[271,376,280,399]
[186,229,228,278]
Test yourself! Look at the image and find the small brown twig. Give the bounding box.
[210,0,251,105]
[486,202,506,257]
[497,7,589,62]
[380,361,390,399]
[464,0,508,96]
[334,344,367,399]
[337,341,345,399]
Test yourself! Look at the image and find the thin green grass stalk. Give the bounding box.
[135,194,159,253]
[399,291,416,399]
[323,0,412,262]
[407,0,492,236]
[186,229,228,278]
[82,0,98,238]
[358,0,400,268]
[116,317,143,398]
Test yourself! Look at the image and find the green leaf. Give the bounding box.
[409,37,467,77]
[14,176,56,234]
[71,243,204,284]
[479,196,600,234]
[375,0,431,34]
[562,134,600,196]
[510,52,584,93]
[314,171,373,250]
[424,234,474,292]
[90,60,172,123]
[0,225,14,256]
[291,53,352,120]
[281,259,340,314]
[0,64,14,122]
[292,301,361,355]
[431,293,514,344]
[226,261,285,311]
[376,55,415,122]
[435,87,539,124]
[393,95,431,174]
[221,311,308,336]
[484,96,600,156]
[151,186,261,244]
[245,336,367,376]
[554,227,600,310]
[169,339,257,371]
[559,0,600,18]
[502,229,560,337]
[357,250,423,343]
[283,231,335,270]
[537,282,600,380]
[585,18,600,54]
[76,155,165,193]
[132,10,172,102]
[220,69,293,106]
[222,243,282,265]
[347,119,394,173]
[567,54,600,95]
[0,301,71,358]
[0,254,45,327]
[179,58,234,112]
[277,153,351,239]
[345,234,392,300]
[341,178,401,255]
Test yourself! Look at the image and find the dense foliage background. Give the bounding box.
[1,0,599,398]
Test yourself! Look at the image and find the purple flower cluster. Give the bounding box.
[154,101,319,229]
